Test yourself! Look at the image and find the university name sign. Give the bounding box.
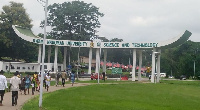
[102,42,158,48]
[33,39,158,48]
[33,39,90,47]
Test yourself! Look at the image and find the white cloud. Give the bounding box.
[1,0,200,42]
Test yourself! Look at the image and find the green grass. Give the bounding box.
[4,72,32,78]
[22,80,200,110]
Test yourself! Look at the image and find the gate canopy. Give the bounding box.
[12,25,192,49]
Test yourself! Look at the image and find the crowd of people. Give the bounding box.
[0,69,76,106]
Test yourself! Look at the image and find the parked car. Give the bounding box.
[180,75,186,80]
[168,76,174,78]
[91,73,103,80]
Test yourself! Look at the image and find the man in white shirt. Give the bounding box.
[0,70,8,106]
[45,73,51,91]
[10,71,21,106]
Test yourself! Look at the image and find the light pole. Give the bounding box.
[193,48,198,78]
[194,60,195,78]
[38,0,48,107]
[193,48,198,79]
[76,24,81,80]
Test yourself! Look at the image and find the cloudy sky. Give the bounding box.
[1,0,200,43]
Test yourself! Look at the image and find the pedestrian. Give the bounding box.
[71,70,75,86]
[55,71,61,86]
[20,77,25,95]
[37,72,41,92]
[61,71,67,87]
[43,71,47,89]
[31,72,37,95]
[0,70,8,106]
[45,73,51,91]
[102,72,106,82]
[10,71,21,106]
[24,74,31,95]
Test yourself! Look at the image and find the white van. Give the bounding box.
[155,73,166,77]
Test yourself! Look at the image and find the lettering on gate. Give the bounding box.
[33,38,158,48]
[132,43,158,47]
[103,43,120,47]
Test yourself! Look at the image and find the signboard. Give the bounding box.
[33,38,158,48]
[112,68,122,74]
[33,38,90,47]
[99,42,158,48]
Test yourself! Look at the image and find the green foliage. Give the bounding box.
[39,1,104,64]
[22,80,200,110]
[161,40,200,78]
[42,1,104,41]
[110,38,123,42]
[4,72,28,78]
[0,1,37,62]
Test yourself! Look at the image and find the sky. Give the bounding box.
[1,0,200,43]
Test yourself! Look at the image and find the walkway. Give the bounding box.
[0,83,91,110]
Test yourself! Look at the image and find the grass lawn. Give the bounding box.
[22,80,200,110]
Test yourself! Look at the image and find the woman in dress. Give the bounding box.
[71,70,75,86]
[24,74,31,95]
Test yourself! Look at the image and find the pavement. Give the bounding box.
[0,83,91,110]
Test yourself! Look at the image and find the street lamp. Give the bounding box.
[193,48,198,79]
[37,0,48,107]
[153,51,161,83]
[76,24,81,80]
[194,60,195,78]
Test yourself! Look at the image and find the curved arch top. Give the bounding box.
[157,30,192,49]
[12,25,192,49]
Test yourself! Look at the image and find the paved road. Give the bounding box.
[0,83,91,110]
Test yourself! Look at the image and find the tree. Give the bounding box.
[41,1,104,41]
[40,1,104,64]
[0,1,37,62]
[110,38,123,42]
[160,40,200,79]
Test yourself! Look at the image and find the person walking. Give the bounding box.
[45,73,51,91]
[55,71,61,86]
[10,71,21,106]
[37,72,41,92]
[61,71,67,87]
[24,74,31,95]
[71,70,75,86]
[102,72,106,82]
[43,71,47,89]
[31,72,37,95]
[20,77,25,95]
[0,70,8,106]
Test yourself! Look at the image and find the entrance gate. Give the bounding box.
[12,25,192,83]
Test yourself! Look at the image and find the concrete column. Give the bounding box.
[63,47,67,71]
[54,46,58,73]
[95,48,100,73]
[48,45,51,63]
[138,50,142,82]
[157,49,161,82]
[103,49,107,73]
[132,49,136,81]
[68,47,71,65]
[151,48,156,83]
[38,44,42,63]
[88,48,92,74]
